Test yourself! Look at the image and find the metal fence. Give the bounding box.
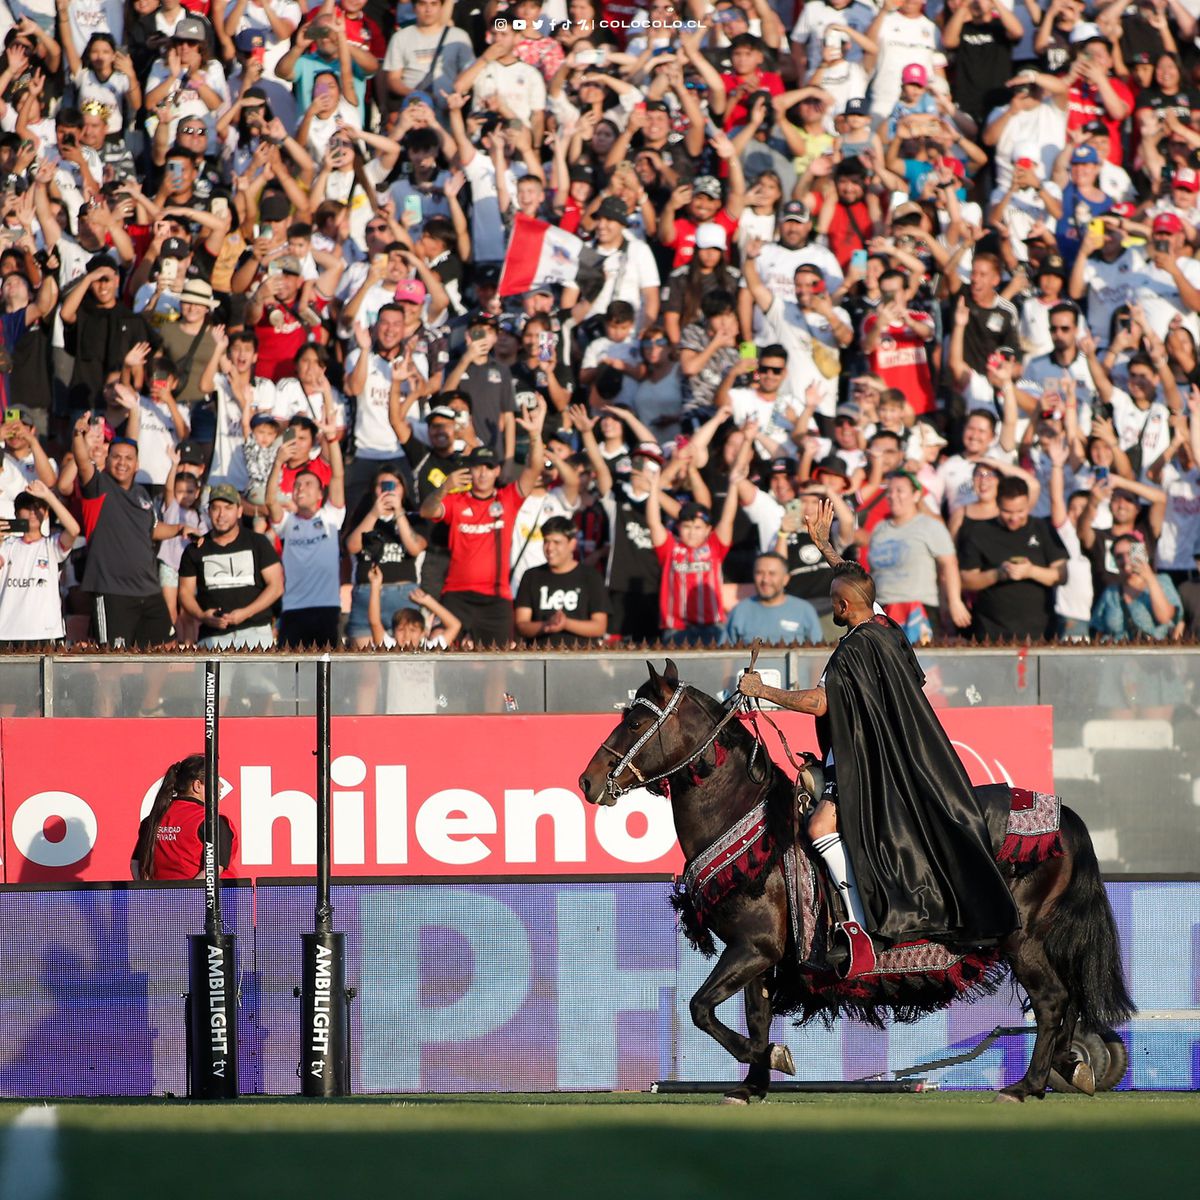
[2,648,1198,876]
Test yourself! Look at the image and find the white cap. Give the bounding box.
[695,222,728,251]
[1069,22,1104,44]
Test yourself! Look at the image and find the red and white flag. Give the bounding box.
[499,212,583,297]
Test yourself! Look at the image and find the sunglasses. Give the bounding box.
[758,365,785,374]
[366,223,388,232]
[180,125,206,135]
[641,336,668,347]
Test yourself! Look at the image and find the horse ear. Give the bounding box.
[663,659,679,685]
[646,661,660,686]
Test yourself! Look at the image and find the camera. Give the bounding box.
[360,529,388,566]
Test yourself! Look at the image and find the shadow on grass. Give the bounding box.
[61,1121,1198,1200]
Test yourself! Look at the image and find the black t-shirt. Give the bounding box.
[1135,85,1200,120]
[964,297,1020,375]
[781,529,835,613]
[457,356,515,456]
[178,528,281,628]
[80,471,161,597]
[350,514,430,585]
[957,515,1067,640]
[952,20,1017,121]
[1087,512,1156,596]
[400,435,460,553]
[514,562,612,646]
[511,360,573,442]
[600,484,659,591]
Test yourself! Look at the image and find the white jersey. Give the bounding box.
[274,504,346,611]
[0,534,69,641]
[1155,462,1200,571]
[509,486,580,593]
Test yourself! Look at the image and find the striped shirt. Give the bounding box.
[655,533,730,631]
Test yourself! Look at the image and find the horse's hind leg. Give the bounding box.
[999,933,1069,1103]
[1048,1000,1095,1096]
[724,972,779,1105]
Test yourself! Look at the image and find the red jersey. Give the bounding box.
[854,487,891,573]
[148,797,237,881]
[255,304,309,382]
[655,532,729,631]
[863,310,935,414]
[720,71,785,131]
[815,193,875,270]
[1067,77,1134,165]
[669,209,739,268]
[439,483,526,600]
[303,3,386,58]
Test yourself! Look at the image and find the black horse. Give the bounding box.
[578,661,1135,1103]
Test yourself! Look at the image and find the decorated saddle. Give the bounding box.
[672,784,1063,1019]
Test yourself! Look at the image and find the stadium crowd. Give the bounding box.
[0,0,1198,649]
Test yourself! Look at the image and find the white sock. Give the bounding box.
[812,833,867,930]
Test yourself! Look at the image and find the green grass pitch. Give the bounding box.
[1,1092,1196,1200]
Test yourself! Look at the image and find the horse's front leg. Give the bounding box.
[723,971,789,1105]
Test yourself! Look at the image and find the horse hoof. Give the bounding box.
[769,1044,796,1076]
[1070,1061,1095,1096]
[721,1092,750,1106]
[995,1089,1024,1104]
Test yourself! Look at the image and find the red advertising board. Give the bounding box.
[0,708,1053,883]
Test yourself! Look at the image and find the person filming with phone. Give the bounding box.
[1090,533,1185,642]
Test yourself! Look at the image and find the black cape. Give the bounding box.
[815,615,1019,948]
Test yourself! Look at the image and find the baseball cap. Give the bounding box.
[842,97,868,117]
[677,502,713,524]
[1153,212,1185,235]
[467,446,500,466]
[1069,22,1105,44]
[427,406,458,423]
[834,403,860,421]
[1173,167,1200,192]
[769,457,796,475]
[249,412,281,429]
[468,308,498,327]
[208,483,241,506]
[568,164,597,186]
[173,16,208,42]
[1070,145,1100,165]
[1036,254,1067,279]
[692,175,723,199]
[1082,120,1109,137]
[1127,50,1153,65]
[643,99,670,114]
[596,196,629,225]
[403,90,434,109]
[695,222,727,251]
[901,64,928,87]
[273,253,303,275]
[234,29,265,53]
[913,421,947,450]
[814,454,850,479]
[160,237,190,259]
[781,200,811,224]
[394,278,427,304]
[178,441,207,466]
[1111,201,1137,219]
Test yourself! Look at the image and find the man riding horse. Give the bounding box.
[738,501,1018,978]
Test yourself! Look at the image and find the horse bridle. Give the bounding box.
[601,684,747,799]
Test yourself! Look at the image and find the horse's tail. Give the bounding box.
[1042,806,1136,1030]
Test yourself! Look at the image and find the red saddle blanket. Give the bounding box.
[678,786,1062,995]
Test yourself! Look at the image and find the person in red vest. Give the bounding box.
[132,754,237,881]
